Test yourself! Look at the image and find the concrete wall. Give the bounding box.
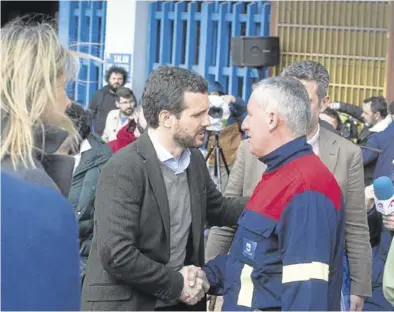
[104,0,150,101]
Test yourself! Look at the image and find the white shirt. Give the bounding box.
[307,124,320,156]
[73,139,92,172]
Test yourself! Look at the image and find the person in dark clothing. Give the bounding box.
[389,101,394,119]
[362,122,394,180]
[360,97,391,185]
[88,66,128,136]
[320,107,342,131]
[363,123,394,310]
[65,102,112,283]
[330,96,390,144]
[81,65,247,311]
[331,97,391,186]
[1,172,81,311]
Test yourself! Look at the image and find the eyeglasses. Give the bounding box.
[119,101,134,105]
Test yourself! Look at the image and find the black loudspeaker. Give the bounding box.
[231,36,280,67]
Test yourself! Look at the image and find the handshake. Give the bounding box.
[179,265,210,306]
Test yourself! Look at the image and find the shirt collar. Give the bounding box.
[148,128,191,174]
[307,123,320,146]
[80,138,92,154]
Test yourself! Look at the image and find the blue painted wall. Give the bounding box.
[58,1,107,108]
[147,1,271,102]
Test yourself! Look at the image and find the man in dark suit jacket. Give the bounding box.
[82,66,247,311]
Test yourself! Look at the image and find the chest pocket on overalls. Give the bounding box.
[232,211,280,308]
[236,211,278,268]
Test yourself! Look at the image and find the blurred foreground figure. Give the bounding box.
[1,172,80,311]
[0,17,79,196]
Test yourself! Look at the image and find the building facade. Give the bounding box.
[55,0,393,107]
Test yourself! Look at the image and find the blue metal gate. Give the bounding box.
[58,0,107,108]
[147,1,271,101]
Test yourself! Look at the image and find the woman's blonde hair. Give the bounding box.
[1,16,79,168]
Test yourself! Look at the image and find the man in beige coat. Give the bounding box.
[205,61,372,311]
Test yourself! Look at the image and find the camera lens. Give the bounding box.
[208,106,223,119]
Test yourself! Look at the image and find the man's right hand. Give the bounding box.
[365,185,375,212]
[179,265,210,305]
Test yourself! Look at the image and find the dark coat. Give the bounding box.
[68,133,112,280]
[88,85,117,136]
[364,210,394,311]
[81,131,247,311]
[1,172,81,311]
[362,122,394,180]
[1,125,75,196]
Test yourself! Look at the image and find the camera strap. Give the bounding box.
[359,145,382,153]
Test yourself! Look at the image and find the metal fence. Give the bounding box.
[58,0,107,107]
[147,1,272,102]
[273,1,390,105]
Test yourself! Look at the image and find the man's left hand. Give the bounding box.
[350,294,365,311]
[383,214,394,231]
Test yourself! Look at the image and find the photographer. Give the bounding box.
[330,97,391,145]
[320,107,361,141]
[332,97,392,186]
[204,79,246,189]
[320,107,342,132]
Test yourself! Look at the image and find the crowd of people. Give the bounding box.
[2,17,394,312]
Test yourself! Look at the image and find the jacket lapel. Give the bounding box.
[136,132,170,241]
[186,154,202,258]
[318,127,339,173]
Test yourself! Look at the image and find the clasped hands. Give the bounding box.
[179,265,210,305]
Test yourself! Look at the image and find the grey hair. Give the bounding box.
[281,60,329,102]
[252,76,311,137]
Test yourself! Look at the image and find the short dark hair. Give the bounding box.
[322,107,342,129]
[141,65,208,128]
[66,102,92,141]
[389,101,394,115]
[115,87,137,104]
[281,60,330,102]
[363,96,388,118]
[105,66,128,84]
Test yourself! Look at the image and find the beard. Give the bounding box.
[173,127,205,149]
[109,83,121,92]
[121,107,134,117]
[366,116,378,128]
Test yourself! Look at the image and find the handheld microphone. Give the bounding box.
[373,176,394,215]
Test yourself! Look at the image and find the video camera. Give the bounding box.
[206,95,247,133]
[206,95,231,132]
[339,114,360,141]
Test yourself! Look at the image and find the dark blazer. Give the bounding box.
[81,131,247,311]
[68,133,112,281]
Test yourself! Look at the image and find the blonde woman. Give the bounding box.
[1,18,81,310]
[1,18,78,196]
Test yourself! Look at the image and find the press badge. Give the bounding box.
[242,238,257,260]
